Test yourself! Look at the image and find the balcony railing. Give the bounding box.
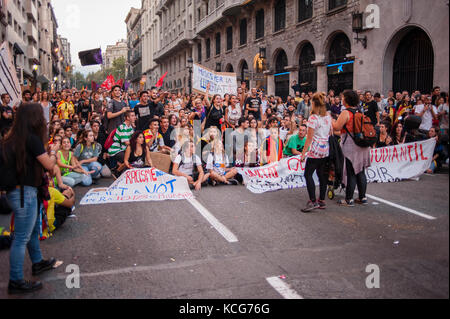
[26,23,38,42]
[196,0,243,34]
[25,0,38,22]
[154,29,193,61]
[27,45,39,60]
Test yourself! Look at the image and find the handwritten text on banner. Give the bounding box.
[237,139,436,194]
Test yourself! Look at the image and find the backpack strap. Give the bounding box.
[343,108,357,145]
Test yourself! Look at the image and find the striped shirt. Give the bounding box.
[108,123,134,156]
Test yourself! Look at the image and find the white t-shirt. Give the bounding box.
[307,114,332,159]
[280,127,290,142]
[415,104,437,131]
[261,100,268,115]
[41,102,52,124]
[438,104,449,130]
[206,153,229,175]
[174,154,202,176]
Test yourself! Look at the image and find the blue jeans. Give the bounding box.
[82,162,102,180]
[7,187,43,281]
[62,172,92,187]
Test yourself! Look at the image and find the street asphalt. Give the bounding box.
[0,171,448,299]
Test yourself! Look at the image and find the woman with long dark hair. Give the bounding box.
[124,131,153,169]
[332,90,371,206]
[392,122,406,145]
[0,103,58,294]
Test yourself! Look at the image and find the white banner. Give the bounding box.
[0,42,22,107]
[80,168,194,205]
[237,139,436,194]
[193,63,237,96]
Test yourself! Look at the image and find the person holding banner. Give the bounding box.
[300,93,332,213]
[332,90,371,207]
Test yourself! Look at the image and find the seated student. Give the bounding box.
[124,131,153,169]
[108,111,136,175]
[144,119,170,153]
[376,122,392,148]
[57,136,94,187]
[261,127,284,165]
[206,140,238,186]
[42,187,76,239]
[283,124,307,158]
[173,141,209,191]
[74,130,102,181]
[63,123,75,147]
[427,126,449,174]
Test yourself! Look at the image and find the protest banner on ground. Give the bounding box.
[192,63,237,96]
[0,42,22,107]
[237,139,436,194]
[80,168,193,205]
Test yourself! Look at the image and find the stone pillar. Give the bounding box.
[315,64,328,93]
[265,72,275,96]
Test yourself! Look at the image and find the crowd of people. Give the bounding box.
[0,80,448,294]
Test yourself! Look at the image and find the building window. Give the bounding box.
[329,0,347,11]
[226,26,233,51]
[255,9,264,40]
[197,43,202,62]
[215,32,221,55]
[274,0,286,32]
[206,38,211,59]
[298,0,313,22]
[239,18,247,46]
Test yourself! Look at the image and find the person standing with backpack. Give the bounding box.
[0,103,58,294]
[333,90,373,207]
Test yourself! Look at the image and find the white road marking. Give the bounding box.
[266,276,304,299]
[187,198,239,243]
[365,194,437,220]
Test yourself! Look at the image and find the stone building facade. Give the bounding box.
[136,0,449,97]
[141,0,160,87]
[102,39,127,70]
[0,0,71,91]
[125,7,143,91]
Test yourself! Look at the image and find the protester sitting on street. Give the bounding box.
[392,122,406,145]
[124,131,153,170]
[376,122,393,148]
[284,124,307,158]
[261,127,284,165]
[144,119,171,154]
[427,126,449,174]
[159,116,176,149]
[173,141,209,191]
[300,93,332,213]
[108,111,136,176]
[57,137,94,187]
[42,187,76,239]
[206,140,238,186]
[74,130,102,182]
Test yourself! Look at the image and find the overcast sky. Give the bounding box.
[52,0,141,75]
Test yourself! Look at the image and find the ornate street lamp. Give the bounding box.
[352,12,367,49]
[187,57,193,95]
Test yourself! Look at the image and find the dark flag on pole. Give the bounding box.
[78,48,103,66]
